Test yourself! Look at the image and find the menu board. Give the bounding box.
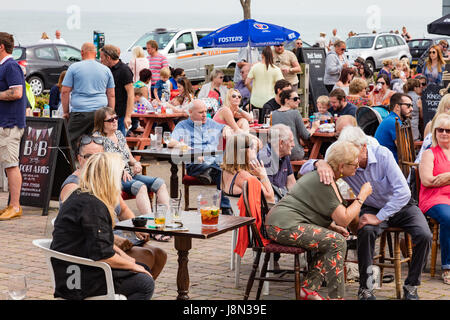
[422,84,444,131]
[19,117,75,215]
[300,47,329,113]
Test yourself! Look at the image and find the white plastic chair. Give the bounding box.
[32,239,126,300]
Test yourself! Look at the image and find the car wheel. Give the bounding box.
[366,59,375,73]
[28,76,44,96]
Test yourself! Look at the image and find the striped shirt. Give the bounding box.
[147,53,169,85]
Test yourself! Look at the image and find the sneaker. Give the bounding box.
[0,206,22,221]
[358,287,376,300]
[403,285,419,300]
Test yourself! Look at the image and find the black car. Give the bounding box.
[13,43,81,96]
[408,37,450,66]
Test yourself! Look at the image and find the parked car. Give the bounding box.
[345,33,412,73]
[13,43,81,96]
[120,28,239,82]
[408,37,450,66]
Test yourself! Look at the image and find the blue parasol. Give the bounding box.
[198,19,300,48]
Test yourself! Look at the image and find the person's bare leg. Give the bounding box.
[155,184,170,206]
[126,245,167,280]
[136,185,152,215]
[5,166,22,209]
[237,118,250,132]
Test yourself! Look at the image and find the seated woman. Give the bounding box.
[59,135,167,279]
[346,77,371,107]
[332,67,355,95]
[419,113,450,285]
[368,73,395,107]
[271,88,319,160]
[166,77,194,113]
[265,140,373,300]
[221,133,275,203]
[213,89,253,133]
[93,107,171,241]
[197,69,228,107]
[51,152,155,300]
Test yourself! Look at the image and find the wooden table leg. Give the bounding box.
[169,160,179,199]
[309,140,323,159]
[175,236,192,300]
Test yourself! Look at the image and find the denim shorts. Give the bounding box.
[122,174,165,196]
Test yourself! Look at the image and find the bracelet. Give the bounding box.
[260,176,270,183]
[355,197,364,205]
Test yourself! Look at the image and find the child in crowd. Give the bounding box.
[390,69,404,93]
[153,67,172,105]
[127,87,153,137]
[314,95,332,121]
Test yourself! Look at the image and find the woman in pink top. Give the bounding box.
[419,113,450,285]
[213,89,253,133]
[129,46,150,83]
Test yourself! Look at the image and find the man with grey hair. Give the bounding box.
[168,99,232,214]
[258,123,296,202]
[301,126,432,300]
[61,42,115,154]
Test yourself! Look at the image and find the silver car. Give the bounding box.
[345,33,412,72]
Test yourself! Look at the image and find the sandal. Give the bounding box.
[300,287,325,300]
[443,270,450,285]
[151,234,171,242]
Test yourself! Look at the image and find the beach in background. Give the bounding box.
[0,10,441,51]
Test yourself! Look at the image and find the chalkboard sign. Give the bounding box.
[300,47,328,114]
[19,117,75,216]
[422,84,444,131]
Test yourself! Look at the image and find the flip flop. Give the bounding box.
[151,234,171,242]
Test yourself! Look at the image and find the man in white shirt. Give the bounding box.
[328,28,340,51]
[53,30,66,44]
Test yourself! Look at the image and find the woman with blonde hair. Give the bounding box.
[419,113,450,285]
[38,32,51,43]
[213,89,253,133]
[378,59,394,81]
[423,45,445,86]
[51,152,155,300]
[129,46,150,82]
[197,69,229,106]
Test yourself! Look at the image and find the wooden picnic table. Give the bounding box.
[309,131,337,159]
[126,112,188,153]
[115,212,254,300]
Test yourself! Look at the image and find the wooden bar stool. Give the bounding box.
[374,227,412,299]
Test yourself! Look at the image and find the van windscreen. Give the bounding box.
[132,31,177,50]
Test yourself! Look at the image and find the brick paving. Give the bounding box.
[0,161,448,300]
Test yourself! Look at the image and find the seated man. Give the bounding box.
[300,126,432,300]
[261,79,292,121]
[59,135,168,278]
[335,115,379,146]
[328,88,357,117]
[168,99,232,215]
[374,92,413,162]
[257,123,296,202]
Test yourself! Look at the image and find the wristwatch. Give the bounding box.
[355,197,364,205]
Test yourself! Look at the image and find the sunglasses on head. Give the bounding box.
[104,115,119,123]
[436,128,450,134]
[231,94,242,99]
[80,135,104,146]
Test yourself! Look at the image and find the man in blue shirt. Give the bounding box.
[0,32,27,220]
[61,42,115,154]
[374,93,414,162]
[328,88,357,117]
[169,99,232,214]
[300,126,432,300]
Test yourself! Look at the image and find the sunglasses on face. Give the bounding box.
[430,51,437,54]
[275,44,284,47]
[290,96,300,101]
[400,103,413,108]
[420,82,427,87]
[436,128,450,134]
[231,94,242,99]
[104,115,119,123]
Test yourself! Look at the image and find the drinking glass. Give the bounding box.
[8,275,27,300]
[51,110,59,118]
[155,204,168,228]
[252,109,259,124]
[163,132,171,146]
[155,127,163,149]
[170,197,182,222]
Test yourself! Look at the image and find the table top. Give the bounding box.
[312,131,336,138]
[131,147,223,161]
[114,212,255,240]
[131,112,188,119]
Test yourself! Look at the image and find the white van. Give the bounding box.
[121,28,239,82]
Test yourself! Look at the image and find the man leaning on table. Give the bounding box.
[168,99,233,215]
[300,126,432,301]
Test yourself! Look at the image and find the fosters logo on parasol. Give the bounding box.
[217,36,244,43]
[253,23,269,30]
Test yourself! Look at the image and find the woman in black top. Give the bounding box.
[51,152,154,300]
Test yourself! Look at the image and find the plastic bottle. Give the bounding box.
[43,104,50,117]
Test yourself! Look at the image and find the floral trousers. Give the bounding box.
[266,223,347,299]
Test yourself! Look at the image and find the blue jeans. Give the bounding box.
[118,116,127,137]
[186,163,231,209]
[122,174,165,196]
[426,204,450,270]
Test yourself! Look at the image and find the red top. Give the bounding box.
[419,145,450,214]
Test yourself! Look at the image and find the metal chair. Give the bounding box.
[32,239,126,300]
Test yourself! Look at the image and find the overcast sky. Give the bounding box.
[3,0,444,17]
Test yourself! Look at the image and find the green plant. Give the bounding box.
[34,93,49,110]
